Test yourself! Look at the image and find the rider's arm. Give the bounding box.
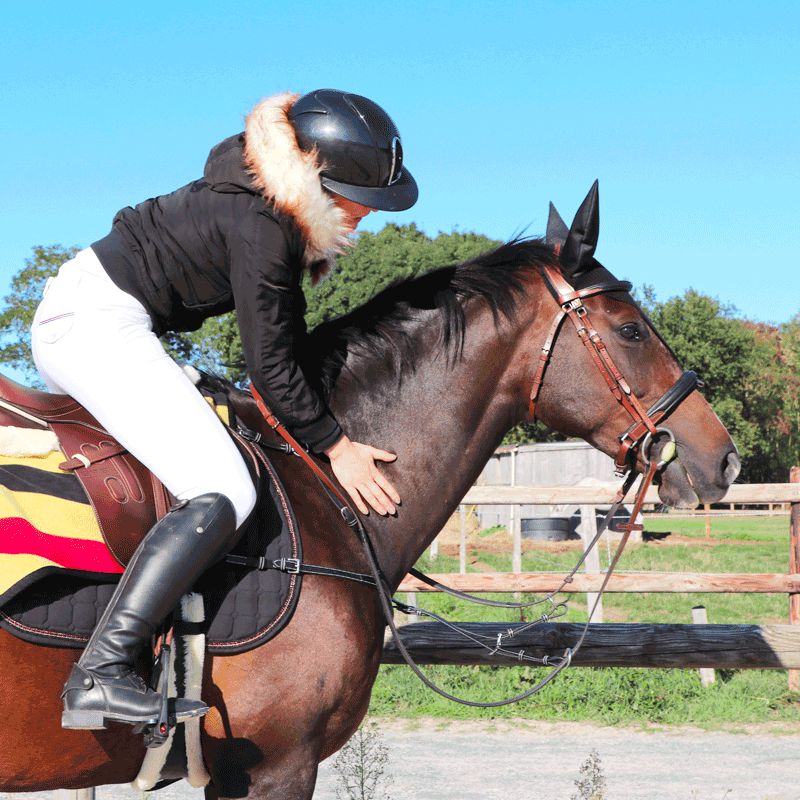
[229,214,342,453]
[229,213,400,516]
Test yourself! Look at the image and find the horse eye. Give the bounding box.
[618,323,645,341]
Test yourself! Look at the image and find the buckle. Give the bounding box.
[236,425,262,444]
[273,557,301,574]
[341,507,359,528]
[561,298,588,316]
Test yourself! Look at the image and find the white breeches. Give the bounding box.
[30,248,257,527]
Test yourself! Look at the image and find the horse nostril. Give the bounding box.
[723,451,741,484]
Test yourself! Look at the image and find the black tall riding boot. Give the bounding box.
[61,493,237,730]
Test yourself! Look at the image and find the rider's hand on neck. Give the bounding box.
[324,435,400,516]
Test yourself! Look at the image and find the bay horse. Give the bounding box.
[0,186,739,798]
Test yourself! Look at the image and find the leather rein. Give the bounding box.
[248,261,701,707]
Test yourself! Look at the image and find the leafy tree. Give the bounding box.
[772,314,800,475]
[644,288,796,482]
[0,244,79,385]
[305,223,498,329]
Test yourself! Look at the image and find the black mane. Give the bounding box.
[195,238,554,402]
[303,238,553,391]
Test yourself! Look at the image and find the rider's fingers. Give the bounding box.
[368,447,397,463]
[372,469,401,506]
[361,485,390,516]
[360,483,392,516]
[345,485,370,516]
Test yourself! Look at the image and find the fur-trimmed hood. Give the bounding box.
[203,93,350,278]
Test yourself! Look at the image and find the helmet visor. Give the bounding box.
[322,167,418,212]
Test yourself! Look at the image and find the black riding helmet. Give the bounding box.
[289,89,418,212]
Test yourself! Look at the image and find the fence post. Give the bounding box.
[511,446,521,575]
[691,605,716,686]
[579,504,603,623]
[55,790,95,800]
[405,592,418,625]
[789,466,800,692]
[459,504,467,575]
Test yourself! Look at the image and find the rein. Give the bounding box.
[247,261,700,706]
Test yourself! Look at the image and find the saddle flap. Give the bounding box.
[48,418,167,566]
[0,372,178,566]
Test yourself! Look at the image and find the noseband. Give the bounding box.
[529,263,701,475]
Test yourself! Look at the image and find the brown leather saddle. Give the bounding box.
[0,373,256,567]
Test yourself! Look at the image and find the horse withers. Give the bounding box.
[0,183,739,799]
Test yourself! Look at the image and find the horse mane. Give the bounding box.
[304,237,553,392]
[197,237,553,400]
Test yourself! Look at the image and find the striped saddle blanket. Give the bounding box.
[0,443,122,602]
[0,406,303,654]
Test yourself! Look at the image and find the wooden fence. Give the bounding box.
[390,470,800,679]
[383,622,800,669]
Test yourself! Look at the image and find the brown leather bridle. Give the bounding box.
[529,263,701,476]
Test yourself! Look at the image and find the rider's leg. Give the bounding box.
[31,250,257,522]
[61,493,235,729]
[31,248,258,729]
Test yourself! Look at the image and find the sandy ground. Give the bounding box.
[2,718,799,800]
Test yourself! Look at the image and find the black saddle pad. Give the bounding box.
[0,449,302,656]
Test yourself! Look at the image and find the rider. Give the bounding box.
[30,89,416,730]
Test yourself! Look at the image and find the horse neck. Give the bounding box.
[329,296,543,587]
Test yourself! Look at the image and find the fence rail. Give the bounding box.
[398,572,800,594]
[461,482,800,505]
[381,622,800,669]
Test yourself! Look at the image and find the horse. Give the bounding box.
[0,186,739,798]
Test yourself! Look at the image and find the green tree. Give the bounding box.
[305,223,498,329]
[773,314,800,474]
[644,288,795,482]
[0,244,79,384]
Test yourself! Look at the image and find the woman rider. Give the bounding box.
[30,89,417,730]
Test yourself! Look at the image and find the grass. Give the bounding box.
[369,512,800,727]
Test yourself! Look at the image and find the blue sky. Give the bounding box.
[1,1,798,339]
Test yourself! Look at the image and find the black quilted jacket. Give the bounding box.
[91,134,342,452]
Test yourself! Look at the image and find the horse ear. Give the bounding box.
[560,180,600,276]
[545,202,569,246]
